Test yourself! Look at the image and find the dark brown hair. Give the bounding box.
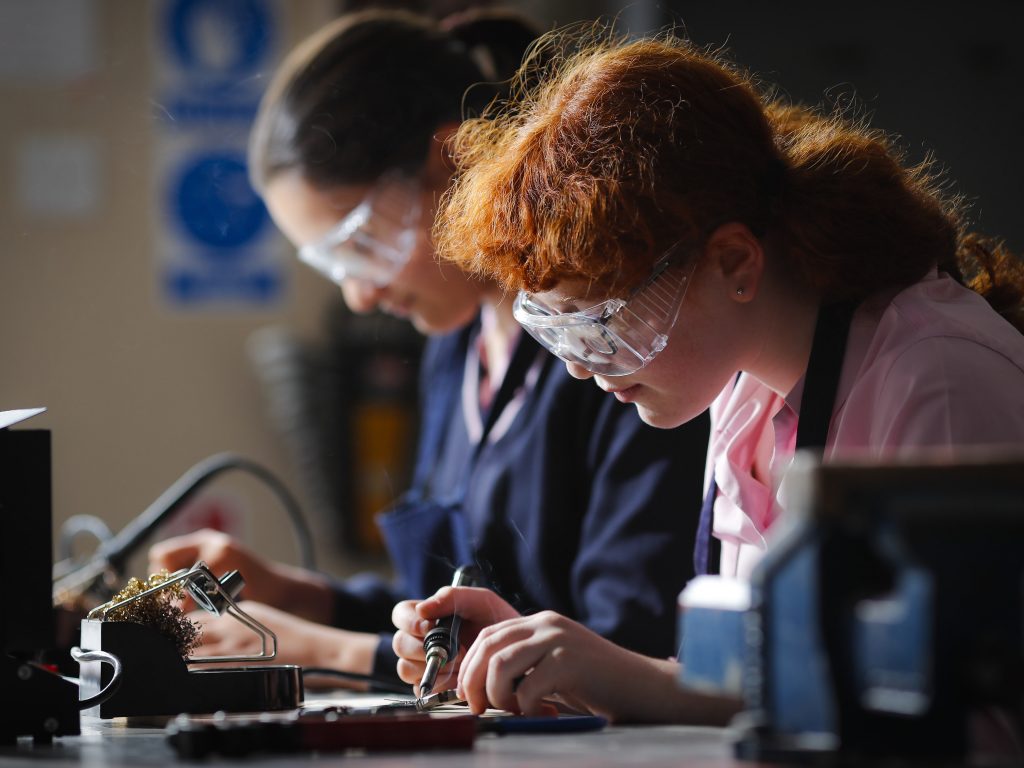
[248,8,540,190]
[436,31,1024,331]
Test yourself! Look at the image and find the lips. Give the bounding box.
[381,298,414,318]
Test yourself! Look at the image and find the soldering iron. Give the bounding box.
[418,565,482,698]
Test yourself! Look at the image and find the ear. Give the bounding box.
[704,222,764,304]
[423,121,461,191]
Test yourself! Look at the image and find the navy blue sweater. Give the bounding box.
[330,323,709,674]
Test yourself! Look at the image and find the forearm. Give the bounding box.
[263,562,335,624]
[299,622,378,675]
[585,651,743,725]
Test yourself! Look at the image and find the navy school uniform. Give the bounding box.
[329,319,710,677]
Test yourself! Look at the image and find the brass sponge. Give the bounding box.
[106,571,202,658]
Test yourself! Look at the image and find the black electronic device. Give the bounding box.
[167,710,477,759]
[0,408,80,744]
[734,454,1024,764]
[77,562,303,719]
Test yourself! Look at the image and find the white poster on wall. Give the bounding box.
[152,0,285,310]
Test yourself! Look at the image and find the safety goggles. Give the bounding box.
[297,175,422,287]
[512,251,693,376]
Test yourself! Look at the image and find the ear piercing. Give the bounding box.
[736,287,746,296]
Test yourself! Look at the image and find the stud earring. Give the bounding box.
[735,287,746,296]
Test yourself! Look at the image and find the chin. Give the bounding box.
[413,305,480,337]
[633,400,696,430]
[409,314,436,335]
[411,311,465,337]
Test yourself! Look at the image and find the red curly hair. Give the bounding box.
[435,30,1024,330]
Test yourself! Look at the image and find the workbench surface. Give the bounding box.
[2,715,758,767]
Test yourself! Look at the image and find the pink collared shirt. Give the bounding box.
[706,271,1024,579]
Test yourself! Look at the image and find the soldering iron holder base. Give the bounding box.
[78,562,302,718]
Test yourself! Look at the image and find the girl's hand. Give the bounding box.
[456,611,622,717]
[149,530,283,605]
[391,586,519,692]
[192,600,377,677]
[148,529,333,623]
[455,611,745,724]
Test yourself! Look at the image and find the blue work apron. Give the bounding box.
[376,328,540,598]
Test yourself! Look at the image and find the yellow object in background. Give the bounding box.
[352,402,415,552]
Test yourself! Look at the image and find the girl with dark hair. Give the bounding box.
[150,12,709,687]
[392,30,1024,721]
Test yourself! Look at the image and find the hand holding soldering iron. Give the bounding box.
[418,565,482,697]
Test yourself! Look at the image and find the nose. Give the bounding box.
[341,278,386,313]
[565,361,594,381]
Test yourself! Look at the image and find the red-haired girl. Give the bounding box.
[392,31,1024,722]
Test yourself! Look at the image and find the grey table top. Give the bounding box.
[1,713,751,767]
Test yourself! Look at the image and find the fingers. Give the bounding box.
[454,611,590,716]
[391,599,431,675]
[392,629,464,692]
[392,589,521,698]
[392,599,431,687]
[148,528,231,575]
[392,599,433,639]
[509,650,569,717]
[187,611,253,657]
[148,537,201,575]
[457,619,538,714]
[484,638,551,715]
[395,658,424,686]
[415,586,519,625]
[392,628,427,663]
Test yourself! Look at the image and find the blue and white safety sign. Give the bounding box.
[153,0,285,308]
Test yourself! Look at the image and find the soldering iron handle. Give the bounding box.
[450,564,482,590]
[446,564,482,644]
[426,564,482,655]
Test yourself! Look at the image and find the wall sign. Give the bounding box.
[153,0,284,308]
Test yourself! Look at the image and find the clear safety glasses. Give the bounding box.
[512,252,693,376]
[298,175,422,287]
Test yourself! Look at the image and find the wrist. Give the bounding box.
[322,629,377,676]
[598,653,742,725]
[265,563,334,624]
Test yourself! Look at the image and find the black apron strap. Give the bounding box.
[693,301,857,576]
[795,301,858,452]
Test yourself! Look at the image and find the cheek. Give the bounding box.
[627,344,721,427]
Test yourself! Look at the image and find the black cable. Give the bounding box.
[70,647,123,710]
[54,515,114,579]
[301,667,412,696]
[54,452,316,597]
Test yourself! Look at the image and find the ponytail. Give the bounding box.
[435,30,1024,332]
[956,233,1024,332]
[442,8,541,90]
[249,8,540,191]
[767,102,1024,333]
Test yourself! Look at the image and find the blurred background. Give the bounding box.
[1,0,1021,583]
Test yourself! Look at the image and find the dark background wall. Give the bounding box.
[647,1,1024,253]
[4,0,1019,577]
